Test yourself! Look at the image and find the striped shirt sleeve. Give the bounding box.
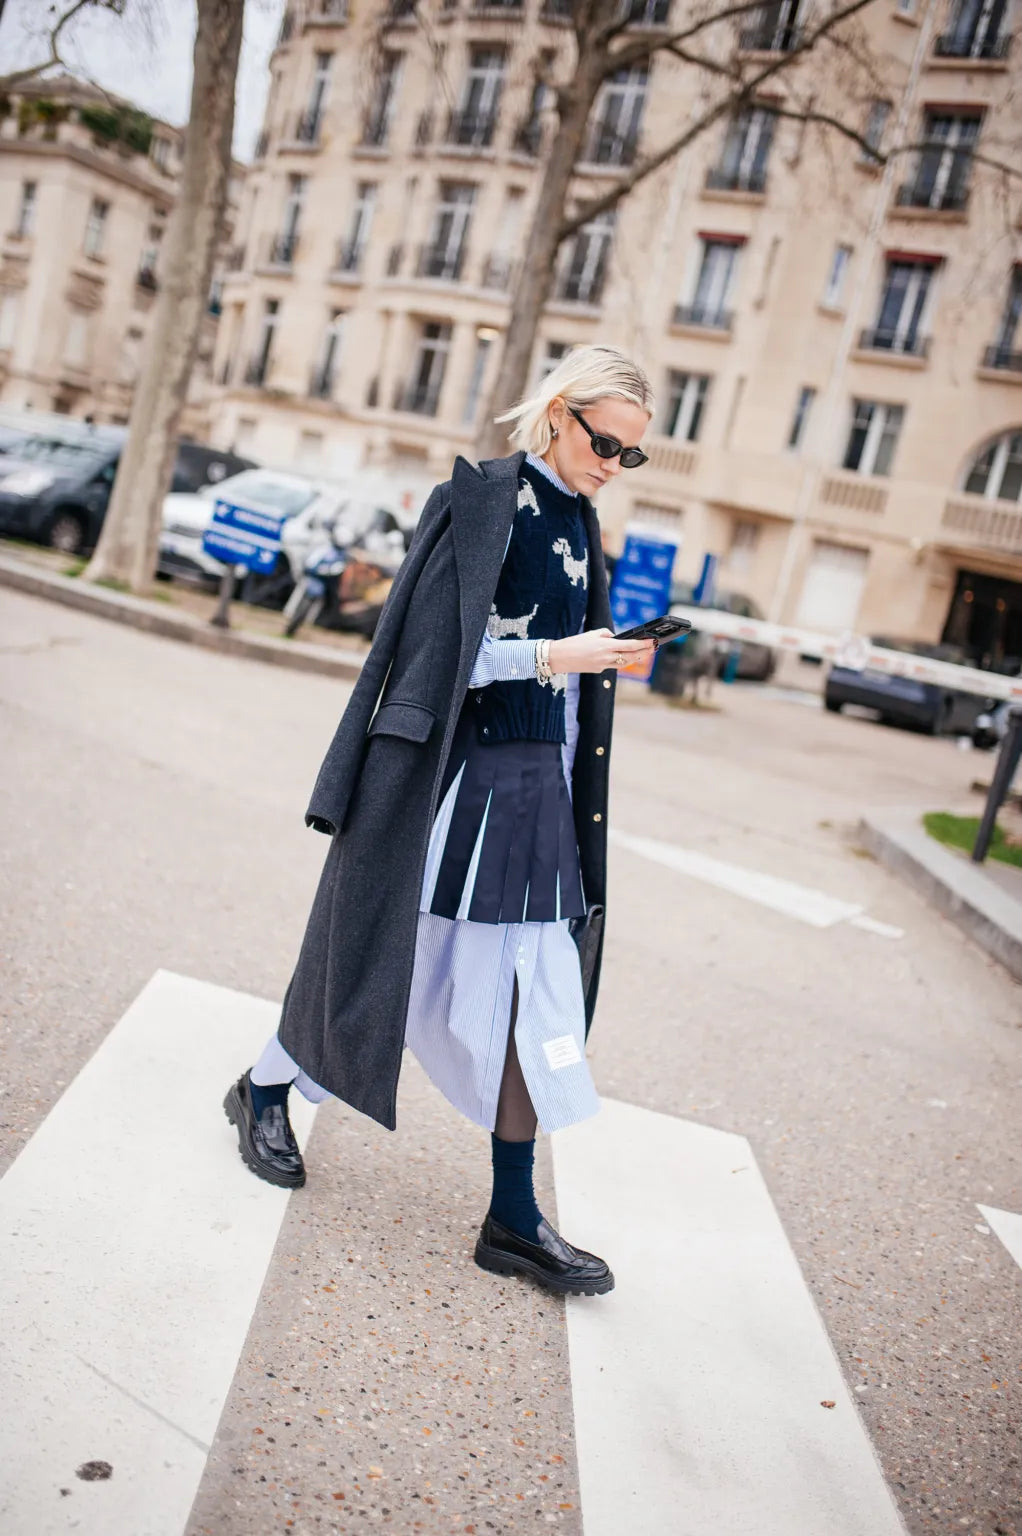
[468,633,538,687]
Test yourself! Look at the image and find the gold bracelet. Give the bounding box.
[535,638,553,683]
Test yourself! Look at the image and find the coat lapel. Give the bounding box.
[450,451,525,671]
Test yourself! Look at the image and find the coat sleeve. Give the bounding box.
[304,481,452,835]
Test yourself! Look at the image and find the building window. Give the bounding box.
[984,267,1022,370]
[675,237,741,330]
[843,399,904,477]
[538,339,570,380]
[727,519,760,575]
[0,290,21,351]
[482,187,524,290]
[271,174,305,265]
[448,47,506,147]
[627,0,671,23]
[964,431,1022,503]
[860,100,891,164]
[14,181,36,239]
[664,371,710,441]
[247,298,280,386]
[362,51,402,147]
[936,0,1010,59]
[860,256,939,357]
[138,223,163,289]
[419,182,476,281]
[64,310,90,367]
[83,198,109,258]
[151,136,171,172]
[708,107,775,192]
[555,210,614,305]
[583,66,648,166]
[514,63,553,156]
[311,309,345,398]
[897,110,981,212]
[740,0,803,51]
[337,182,377,273]
[399,320,452,414]
[299,51,332,142]
[822,243,852,308]
[787,385,816,449]
[463,326,496,425]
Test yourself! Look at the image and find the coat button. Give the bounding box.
[593,813,602,822]
[595,746,605,756]
[603,678,612,689]
[475,693,483,704]
[482,727,490,736]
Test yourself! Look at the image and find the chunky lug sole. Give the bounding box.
[474,1237,614,1296]
[223,1083,306,1190]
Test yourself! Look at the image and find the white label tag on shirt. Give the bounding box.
[543,1034,582,1071]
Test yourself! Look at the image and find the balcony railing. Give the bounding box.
[265,231,300,267]
[473,0,523,10]
[554,266,608,306]
[333,239,363,274]
[360,113,390,148]
[934,30,1010,59]
[858,326,930,359]
[481,252,514,290]
[393,380,442,415]
[386,243,404,276]
[705,165,767,194]
[739,23,802,50]
[445,109,498,148]
[416,242,466,281]
[244,356,271,387]
[309,365,336,399]
[581,125,640,167]
[673,302,733,331]
[982,343,1022,372]
[415,111,434,147]
[512,117,543,156]
[291,110,323,145]
[895,180,970,213]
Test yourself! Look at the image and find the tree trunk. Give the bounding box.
[84,0,244,592]
[475,65,604,462]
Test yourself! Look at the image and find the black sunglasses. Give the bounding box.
[569,407,648,469]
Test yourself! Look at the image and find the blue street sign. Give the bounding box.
[609,532,677,683]
[201,499,288,574]
[692,552,719,607]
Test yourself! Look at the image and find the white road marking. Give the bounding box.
[611,829,864,929]
[0,969,316,1536]
[848,914,905,940]
[977,1204,1022,1274]
[553,1099,909,1536]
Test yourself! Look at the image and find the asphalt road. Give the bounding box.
[1,588,1019,1536]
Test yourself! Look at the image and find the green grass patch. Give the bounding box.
[63,559,88,578]
[923,811,1022,869]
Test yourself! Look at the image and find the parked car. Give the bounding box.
[668,582,779,682]
[0,422,254,555]
[825,637,1001,735]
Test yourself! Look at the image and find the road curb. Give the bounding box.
[0,552,365,683]
[859,808,1022,983]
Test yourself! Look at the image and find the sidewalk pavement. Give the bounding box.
[860,807,1022,983]
[0,549,365,684]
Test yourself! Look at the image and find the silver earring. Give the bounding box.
[552,427,559,438]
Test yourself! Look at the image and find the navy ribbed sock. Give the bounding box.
[489,1134,543,1241]
[248,1074,290,1118]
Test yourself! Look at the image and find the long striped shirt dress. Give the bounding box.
[252,453,601,1136]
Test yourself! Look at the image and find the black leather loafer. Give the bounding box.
[474,1213,614,1296]
[223,1073,306,1189]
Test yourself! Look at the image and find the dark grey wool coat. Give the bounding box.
[277,450,617,1130]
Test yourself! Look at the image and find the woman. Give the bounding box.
[224,345,656,1296]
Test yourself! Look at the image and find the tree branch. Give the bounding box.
[0,0,127,94]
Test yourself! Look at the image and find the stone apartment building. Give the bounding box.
[0,79,243,438]
[213,0,1022,666]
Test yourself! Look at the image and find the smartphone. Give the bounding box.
[615,614,692,644]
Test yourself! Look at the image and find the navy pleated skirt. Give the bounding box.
[427,707,585,925]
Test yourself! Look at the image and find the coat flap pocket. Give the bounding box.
[368,700,437,744]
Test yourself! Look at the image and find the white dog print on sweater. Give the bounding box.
[518,481,542,516]
[487,602,538,639]
[552,537,588,589]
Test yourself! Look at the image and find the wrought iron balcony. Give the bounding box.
[512,117,543,156]
[393,380,442,415]
[704,165,767,194]
[244,357,271,387]
[292,110,323,145]
[445,109,498,148]
[265,231,300,267]
[308,365,336,399]
[581,124,640,168]
[672,302,733,332]
[555,267,608,306]
[386,243,404,276]
[481,252,514,290]
[414,111,434,147]
[360,113,390,149]
[982,343,1022,372]
[472,0,523,10]
[858,326,930,359]
[416,243,465,281]
[934,30,1010,59]
[333,239,363,274]
[895,180,970,213]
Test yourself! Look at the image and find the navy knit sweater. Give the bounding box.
[473,456,589,745]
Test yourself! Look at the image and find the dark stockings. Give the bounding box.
[489,978,544,1241]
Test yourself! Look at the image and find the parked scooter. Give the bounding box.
[282,508,410,639]
[282,521,350,638]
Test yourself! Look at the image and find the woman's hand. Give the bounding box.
[548,628,657,675]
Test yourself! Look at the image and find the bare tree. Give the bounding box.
[462,0,884,459]
[0,0,129,94]
[84,0,244,592]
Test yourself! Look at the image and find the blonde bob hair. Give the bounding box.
[495,344,655,456]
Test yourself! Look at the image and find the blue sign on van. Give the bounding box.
[201,500,287,573]
[609,533,677,683]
